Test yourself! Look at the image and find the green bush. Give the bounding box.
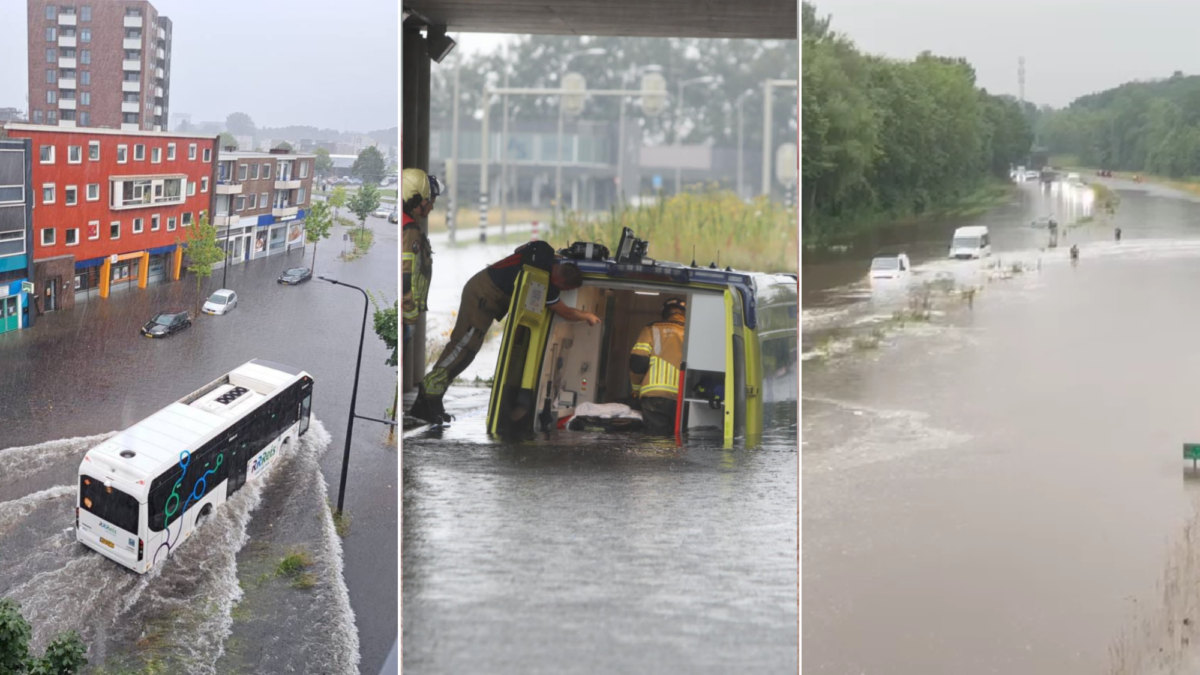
[0,598,88,674]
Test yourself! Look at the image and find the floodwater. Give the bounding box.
[0,214,397,673]
[803,177,1200,674]
[402,229,800,674]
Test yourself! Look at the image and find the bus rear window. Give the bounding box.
[79,475,140,534]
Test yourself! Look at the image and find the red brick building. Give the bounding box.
[3,123,216,311]
[26,0,172,131]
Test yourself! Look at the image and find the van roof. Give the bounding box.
[953,226,989,236]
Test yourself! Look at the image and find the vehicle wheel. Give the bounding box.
[196,503,214,528]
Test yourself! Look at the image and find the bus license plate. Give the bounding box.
[99,537,115,549]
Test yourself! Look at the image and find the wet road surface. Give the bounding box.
[804,179,1200,674]
[402,229,799,674]
[0,214,397,673]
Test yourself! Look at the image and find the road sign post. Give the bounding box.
[1184,443,1200,469]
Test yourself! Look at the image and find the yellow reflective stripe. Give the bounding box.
[632,343,651,355]
[402,252,415,261]
[640,384,678,396]
[403,307,419,320]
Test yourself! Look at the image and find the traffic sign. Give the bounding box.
[1186,443,1200,468]
[563,72,586,116]
[641,72,667,117]
[21,281,34,294]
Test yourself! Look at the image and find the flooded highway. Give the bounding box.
[804,179,1200,673]
[0,214,397,673]
[402,233,799,674]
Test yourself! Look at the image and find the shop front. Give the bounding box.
[0,279,31,335]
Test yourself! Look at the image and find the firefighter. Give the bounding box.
[401,168,442,344]
[407,240,600,424]
[629,298,686,436]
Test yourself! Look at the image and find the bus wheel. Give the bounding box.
[197,503,214,527]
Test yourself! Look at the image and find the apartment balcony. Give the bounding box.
[123,59,141,72]
[154,86,163,98]
[274,178,302,190]
[124,15,143,28]
[58,119,76,128]
[121,101,138,113]
[59,78,76,89]
[157,26,166,40]
[214,214,240,227]
[122,80,140,93]
[58,99,76,111]
[215,181,243,195]
[152,125,161,132]
[155,67,164,79]
[58,13,76,26]
[153,105,162,116]
[156,47,165,59]
[121,123,138,131]
[58,36,76,48]
[123,37,142,50]
[272,205,298,219]
[58,57,76,69]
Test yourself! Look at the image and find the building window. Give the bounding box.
[117,145,128,163]
[167,217,176,231]
[47,48,56,64]
[167,143,175,160]
[80,50,90,65]
[151,214,160,231]
[132,217,144,233]
[42,184,55,204]
[47,110,57,124]
[298,187,306,204]
[80,70,90,85]
[67,146,81,163]
[182,212,192,226]
[110,222,120,240]
[59,110,76,122]
[46,27,56,42]
[134,144,145,161]
[88,141,99,160]
[111,177,185,209]
[235,196,245,212]
[260,191,268,208]
[300,161,308,179]
[41,228,55,246]
[188,143,196,160]
[65,186,77,205]
[87,183,99,201]
[238,164,247,181]
[126,7,141,16]
[151,147,161,163]
[80,28,91,43]
[40,145,54,164]
[81,6,91,21]
[78,111,89,126]
[251,164,260,180]
[187,181,195,196]
[65,228,79,246]
[201,176,209,192]
[46,69,56,84]
[203,148,211,163]
[263,163,271,179]
[33,110,43,124]
[45,5,56,19]
[248,193,257,209]
[123,113,138,125]
[79,91,90,106]
[0,186,22,203]
[47,90,57,104]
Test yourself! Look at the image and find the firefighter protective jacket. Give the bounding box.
[401,212,433,325]
[629,315,685,399]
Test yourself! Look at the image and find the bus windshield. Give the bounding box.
[79,474,140,534]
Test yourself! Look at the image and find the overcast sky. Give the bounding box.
[0,0,398,131]
[813,0,1200,108]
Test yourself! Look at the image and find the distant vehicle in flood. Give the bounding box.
[949,226,991,260]
[868,254,911,281]
[1031,216,1058,229]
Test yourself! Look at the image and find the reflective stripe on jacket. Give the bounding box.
[401,213,432,325]
[630,317,685,399]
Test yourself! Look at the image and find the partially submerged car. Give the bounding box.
[868,253,911,281]
[277,267,312,285]
[142,310,191,338]
[202,289,238,315]
[486,228,798,445]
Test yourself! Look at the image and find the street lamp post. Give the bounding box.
[674,75,717,195]
[555,47,605,223]
[761,78,799,197]
[735,89,753,201]
[317,275,397,514]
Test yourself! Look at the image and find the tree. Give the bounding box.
[351,147,386,185]
[329,185,348,218]
[274,140,294,152]
[0,599,88,674]
[370,296,399,440]
[348,183,381,235]
[179,214,224,315]
[226,111,256,137]
[315,147,334,177]
[218,132,238,150]
[305,200,334,272]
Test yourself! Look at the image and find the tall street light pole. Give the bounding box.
[674,75,716,195]
[736,89,753,201]
[761,78,798,197]
[317,275,397,514]
[555,47,605,223]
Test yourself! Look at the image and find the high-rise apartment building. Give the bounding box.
[26,0,172,132]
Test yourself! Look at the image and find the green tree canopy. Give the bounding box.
[226,112,256,137]
[305,200,334,272]
[274,141,294,152]
[179,213,225,315]
[348,183,381,226]
[315,147,334,177]
[351,147,386,184]
[218,132,238,150]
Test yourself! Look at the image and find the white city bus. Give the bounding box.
[76,359,314,573]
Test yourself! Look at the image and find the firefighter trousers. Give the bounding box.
[421,269,511,397]
[640,396,678,436]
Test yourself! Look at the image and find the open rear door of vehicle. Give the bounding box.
[487,265,555,436]
[724,285,747,446]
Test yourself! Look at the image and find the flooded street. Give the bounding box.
[402,230,799,674]
[804,179,1200,673]
[0,215,397,673]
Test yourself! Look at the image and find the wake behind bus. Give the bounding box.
[76,359,313,573]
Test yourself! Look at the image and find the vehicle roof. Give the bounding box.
[871,253,908,259]
[209,289,234,297]
[953,226,989,235]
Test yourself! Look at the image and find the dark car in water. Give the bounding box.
[141,311,191,338]
[388,209,399,224]
[277,267,312,285]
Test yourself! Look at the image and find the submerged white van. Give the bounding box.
[949,226,991,259]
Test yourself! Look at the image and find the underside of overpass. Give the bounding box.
[401,1,797,392]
